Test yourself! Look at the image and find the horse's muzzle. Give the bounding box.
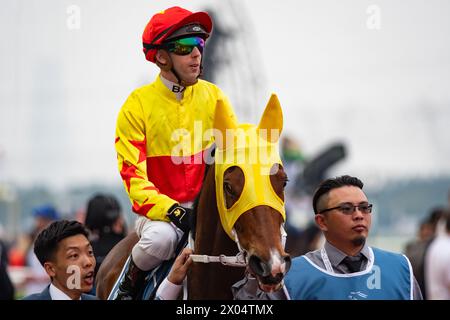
[248,254,291,290]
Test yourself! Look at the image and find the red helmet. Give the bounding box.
[142,6,212,63]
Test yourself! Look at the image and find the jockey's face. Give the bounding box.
[315,186,371,255]
[44,234,96,299]
[158,46,202,85]
[171,46,202,83]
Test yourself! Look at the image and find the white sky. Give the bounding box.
[0,0,449,190]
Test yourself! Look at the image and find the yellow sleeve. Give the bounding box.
[115,93,176,221]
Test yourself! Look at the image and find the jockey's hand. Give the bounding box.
[167,204,192,233]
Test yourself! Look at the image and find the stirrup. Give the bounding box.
[114,258,147,300]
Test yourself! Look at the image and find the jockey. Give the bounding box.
[114,6,237,299]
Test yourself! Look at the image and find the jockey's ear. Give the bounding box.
[214,99,237,150]
[258,94,283,143]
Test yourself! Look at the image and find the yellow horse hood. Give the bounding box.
[214,94,286,240]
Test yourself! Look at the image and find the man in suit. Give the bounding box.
[22,220,97,300]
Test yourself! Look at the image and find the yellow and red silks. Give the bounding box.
[115,76,236,221]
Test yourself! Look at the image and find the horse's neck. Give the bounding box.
[190,165,243,299]
[195,165,237,256]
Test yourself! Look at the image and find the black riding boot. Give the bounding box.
[114,257,147,300]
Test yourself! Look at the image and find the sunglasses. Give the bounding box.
[318,203,373,215]
[164,37,205,56]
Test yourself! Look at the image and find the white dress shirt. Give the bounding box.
[49,283,80,300]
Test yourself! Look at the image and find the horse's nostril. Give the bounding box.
[248,255,271,277]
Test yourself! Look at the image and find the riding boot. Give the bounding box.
[114,257,147,300]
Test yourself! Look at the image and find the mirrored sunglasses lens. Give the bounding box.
[171,43,194,55]
[168,37,205,55]
[177,37,205,47]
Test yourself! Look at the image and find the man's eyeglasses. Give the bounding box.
[318,203,373,215]
[164,37,205,56]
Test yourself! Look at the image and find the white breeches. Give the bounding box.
[132,216,184,271]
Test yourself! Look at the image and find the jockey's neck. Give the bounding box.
[160,75,185,101]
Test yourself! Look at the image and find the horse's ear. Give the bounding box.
[214,99,237,150]
[258,93,283,143]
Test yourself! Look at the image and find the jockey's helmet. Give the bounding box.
[142,6,212,63]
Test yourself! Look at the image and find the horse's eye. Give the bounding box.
[224,182,233,195]
[283,178,289,188]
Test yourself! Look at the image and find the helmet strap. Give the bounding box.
[170,66,186,86]
[198,56,204,80]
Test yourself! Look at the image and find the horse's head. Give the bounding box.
[213,94,291,292]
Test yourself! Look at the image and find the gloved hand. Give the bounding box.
[167,204,192,233]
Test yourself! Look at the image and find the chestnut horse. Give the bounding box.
[96,94,291,299]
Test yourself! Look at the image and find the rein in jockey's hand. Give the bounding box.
[167,205,192,233]
[168,248,193,285]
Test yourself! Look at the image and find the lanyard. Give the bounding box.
[321,247,334,273]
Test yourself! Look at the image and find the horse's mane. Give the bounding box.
[190,144,216,240]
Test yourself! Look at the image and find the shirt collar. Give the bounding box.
[49,283,80,300]
[159,75,185,101]
[324,241,371,268]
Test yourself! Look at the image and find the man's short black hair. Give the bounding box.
[312,175,364,214]
[34,220,89,266]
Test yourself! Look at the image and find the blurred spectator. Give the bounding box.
[448,189,450,208]
[0,239,15,300]
[285,222,323,258]
[280,136,309,243]
[281,136,307,196]
[8,236,28,267]
[404,207,446,299]
[29,205,60,240]
[23,205,60,296]
[424,210,450,299]
[84,194,127,276]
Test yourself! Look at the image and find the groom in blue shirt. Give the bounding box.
[233,175,422,300]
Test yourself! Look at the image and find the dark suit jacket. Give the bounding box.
[22,285,97,300]
[0,241,15,300]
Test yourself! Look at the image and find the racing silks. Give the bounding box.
[115,76,236,221]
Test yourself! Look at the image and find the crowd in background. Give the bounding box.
[0,136,449,299]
